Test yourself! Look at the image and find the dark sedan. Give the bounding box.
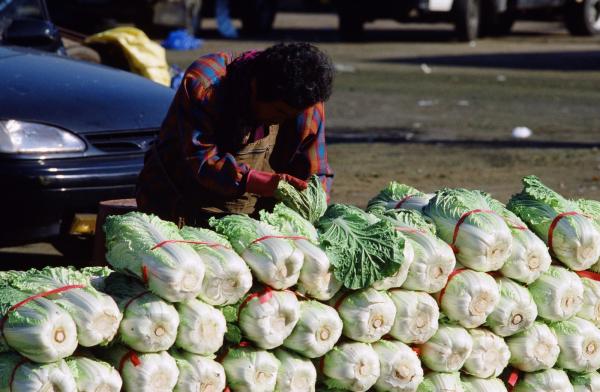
[0,44,174,247]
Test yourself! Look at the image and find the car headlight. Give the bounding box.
[0,120,86,153]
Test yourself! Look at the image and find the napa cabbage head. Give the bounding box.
[210,214,304,290]
[423,188,512,272]
[507,175,600,271]
[179,226,253,306]
[104,212,205,302]
[0,353,77,392]
[367,182,433,214]
[274,175,328,224]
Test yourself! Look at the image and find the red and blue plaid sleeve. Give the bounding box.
[293,102,334,196]
[175,53,250,197]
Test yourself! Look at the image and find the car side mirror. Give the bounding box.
[3,18,63,52]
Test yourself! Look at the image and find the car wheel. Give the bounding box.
[565,0,600,35]
[338,7,364,41]
[480,0,516,36]
[454,0,481,41]
[241,0,278,34]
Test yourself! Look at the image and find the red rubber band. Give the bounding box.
[0,284,85,338]
[141,265,149,283]
[411,346,421,356]
[395,226,426,234]
[437,268,467,305]
[507,369,520,392]
[451,209,496,254]
[238,287,274,315]
[548,212,579,254]
[395,195,414,209]
[118,351,141,373]
[333,290,353,310]
[249,235,309,245]
[151,239,230,251]
[577,271,600,281]
[122,290,152,312]
[9,358,28,392]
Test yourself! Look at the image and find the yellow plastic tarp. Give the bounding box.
[85,26,171,86]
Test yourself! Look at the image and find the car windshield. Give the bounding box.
[0,0,47,36]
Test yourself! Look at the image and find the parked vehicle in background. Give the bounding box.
[0,0,174,252]
[333,0,600,41]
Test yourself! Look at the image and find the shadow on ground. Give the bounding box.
[370,50,600,71]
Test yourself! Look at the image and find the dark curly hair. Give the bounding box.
[253,42,334,109]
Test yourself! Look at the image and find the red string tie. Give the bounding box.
[577,270,600,281]
[395,195,415,209]
[250,235,309,245]
[151,239,230,251]
[547,212,579,255]
[450,209,496,254]
[119,351,141,373]
[9,358,29,392]
[0,285,85,339]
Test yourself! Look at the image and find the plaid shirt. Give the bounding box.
[154,51,333,199]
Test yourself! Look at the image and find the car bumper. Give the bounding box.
[0,153,143,245]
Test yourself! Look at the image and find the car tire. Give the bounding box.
[454,0,481,41]
[480,0,516,36]
[338,7,364,41]
[565,0,600,36]
[241,0,278,34]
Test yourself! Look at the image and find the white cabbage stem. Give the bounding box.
[118,292,179,353]
[100,348,179,392]
[486,277,537,337]
[283,300,343,358]
[372,241,415,290]
[175,299,226,355]
[197,249,253,306]
[222,347,279,392]
[66,357,122,392]
[0,354,77,392]
[372,340,423,392]
[333,288,396,343]
[463,328,510,378]
[56,288,122,347]
[238,289,300,349]
[180,226,253,306]
[388,290,439,344]
[2,295,78,363]
[437,269,500,328]
[295,239,342,301]
[173,351,226,392]
[424,206,512,272]
[500,227,551,284]
[461,376,507,392]
[416,372,464,392]
[550,317,600,372]
[321,342,380,392]
[401,231,456,293]
[419,324,473,373]
[528,266,584,321]
[578,276,600,328]
[548,213,600,271]
[242,239,304,290]
[506,321,560,372]
[273,349,317,392]
[513,368,574,392]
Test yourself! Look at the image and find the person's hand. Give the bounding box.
[246,170,307,197]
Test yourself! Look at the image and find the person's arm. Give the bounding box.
[176,56,250,197]
[286,102,334,196]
